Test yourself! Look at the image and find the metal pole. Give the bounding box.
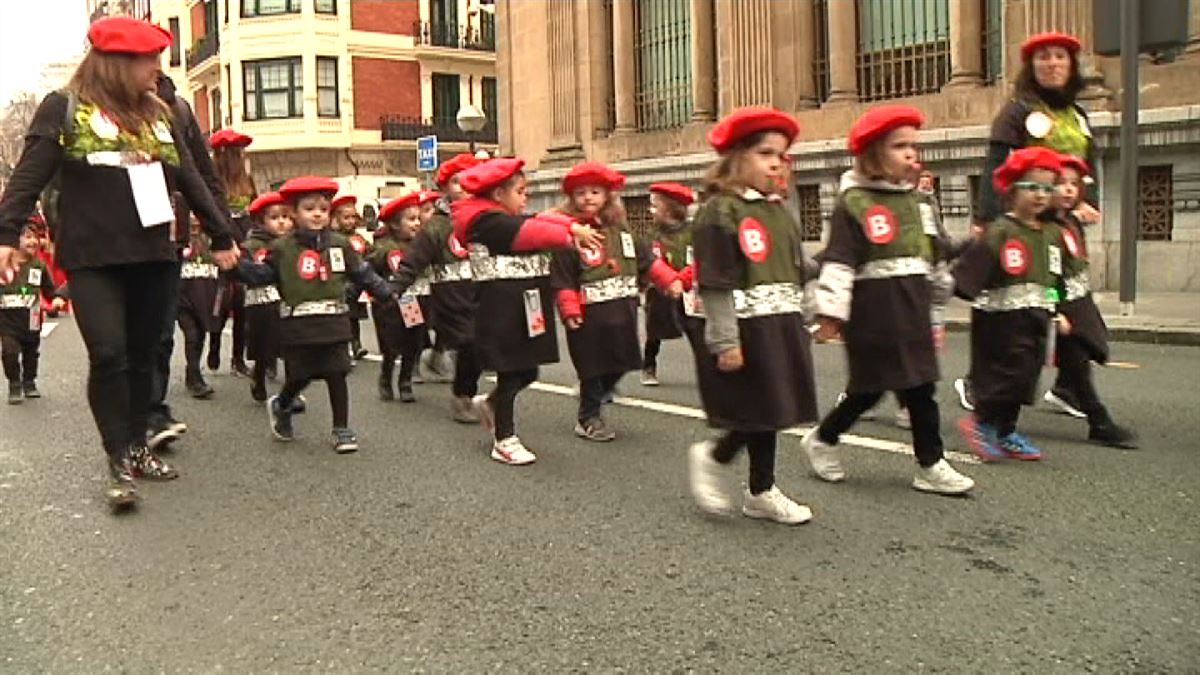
[1118,0,1140,314]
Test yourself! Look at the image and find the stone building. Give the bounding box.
[497,0,1200,292]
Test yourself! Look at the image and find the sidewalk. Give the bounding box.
[943,292,1200,346]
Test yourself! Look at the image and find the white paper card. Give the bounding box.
[329,247,346,273]
[28,268,41,286]
[919,203,939,236]
[685,246,694,266]
[1048,245,1062,276]
[620,232,636,258]
[523,288,546,337]
[126,162,174,228]
[29,305,41,332]
[682,288,705,318]
[398,296,425,327]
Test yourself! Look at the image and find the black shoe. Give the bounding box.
[398,380,416,403]
[7,383,22,405]
[1089,421,1138,449]
[250,380,268,403]
[21,381,40,399]
[290,395,307,414]
[332,427,359,454]
[268,395,295,441]
[129,443,179,480]
[146,417,182,453]
[105,454,139,511]
[266,364,278,381]
[378,375,394,401]
[206,350,221,372]
[231,360,251,378]
[186,378,214,399]
[352,340,368,360]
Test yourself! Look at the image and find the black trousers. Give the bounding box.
[279,371,350,429]
[451,344,482,398]
[579,372,623,423]
[380,339,421,386]
[642,338,661,370]
[1053,335,1109,426]
[490,368,538,440]
[148,258,182,420]
[712,430,776,495]
[1,332,40,384]
[177,307,209,381]
[977,401,1021,438]
[210,282,246,365]
[818,382,944,467]
[70,263,175,457]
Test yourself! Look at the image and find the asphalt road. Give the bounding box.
[2,317,1197,672]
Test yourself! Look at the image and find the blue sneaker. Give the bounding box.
[998,431,1043,461]
[958,416,1004,462]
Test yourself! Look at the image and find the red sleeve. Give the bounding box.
[556,288,583,320]
[678,265,695,290]
[645,258,678,291]
[511,211,575,252]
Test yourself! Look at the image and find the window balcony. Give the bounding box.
[186,32,220,71]
[412,20,496,52]
[380,115,498,144]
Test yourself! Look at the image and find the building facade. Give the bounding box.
[147,0,498,203]
[498,0,1200,292]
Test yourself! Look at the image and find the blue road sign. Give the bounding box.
[417,135,439,172]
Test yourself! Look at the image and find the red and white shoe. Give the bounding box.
[490,436,536,466]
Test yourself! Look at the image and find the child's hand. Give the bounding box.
[1055,314,1073,335]
[932,324,946,352]
[716,346,744,372]
[565,316,583,330]
[50,297,66,311]
[666,279,684,298]
[812,316,842,343]
[1073,203,1101,224]
[571,223,604,251]
[213,245,241,270]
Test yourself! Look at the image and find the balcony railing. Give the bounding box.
[413,20,496,52]
[186,32,219,70]
[380,116,498,144]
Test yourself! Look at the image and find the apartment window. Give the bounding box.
[315,0,336,14]
[430,0,459,47]
[243,57,303,120]
[211,88,223,130]
[812,0,831,103]
[981,0,1003,84]
[317,57,339,117]
[1138,165,1174,241]
[481,77,498,128]
[432,73,461,127]
[632,0,692,131]
[856,0,951,102]
[168,18,181,66]
[798,185,824,242]
[241,0,300,17]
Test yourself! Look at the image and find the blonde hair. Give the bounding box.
[559,190,628,230]
[68,49,167,132]
[214,146,257,202]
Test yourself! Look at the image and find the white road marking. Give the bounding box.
[39,322,57,339]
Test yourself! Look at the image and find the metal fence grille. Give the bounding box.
[1138,165,1174,241]
[623,195,653,241]
[797,185,824,242]
[981,0,1003,83]
[855,0,951,102]
[813,0,831,102]
[633,0,693,131]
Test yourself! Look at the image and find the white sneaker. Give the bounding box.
[742,486,813,525]
[801,428,846,482]
[954,378,975,412]
[895,407,911,429]
[835,391,875,421]
[1043,389,1087,419]
[687,440,732,515]
[472,394,495,435]
[912,459,975,495]
[491,436,536,466]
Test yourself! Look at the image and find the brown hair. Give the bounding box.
[559,189,627,230]
[482,171,526,202]
[651,192,688,224]
[1013,52,1084,105]
[68,49,167,132]
[853,141,890,180]
[213,146,257,202]
[702,131,769,199]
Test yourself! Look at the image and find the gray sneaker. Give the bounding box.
[574,417,617,442]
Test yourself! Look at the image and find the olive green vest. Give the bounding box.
[0,259,48,299]
[651,223,693,271]
[697,193,802,289]
[368,234,413,281]
[576,222,639,285]
[841,188,933,264]
[273,232,352,309]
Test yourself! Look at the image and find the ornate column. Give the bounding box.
[690,0,716,121]
[825,0,858,104]
[945,0,984,88]
[612,0,636,134]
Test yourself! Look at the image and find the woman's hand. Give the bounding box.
[716,346,744,372]
[565,316,583,330]
[571,223,604,251]
[212,245,241,270]
[0,246,20,284]
[812,316,843,343]
[1055,314,1073,335]
[1073,203,1101,225]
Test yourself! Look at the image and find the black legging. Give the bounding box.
[452,344,482,398]
[976,401,1021,438]
[149,258,182,419]
[642,338,661,370]
[490,368,538,440]
[818,382,944,467]
[210,281,245,366]
[177,307,208,382]
[579,372,622,423]
[1,333,40,384]
[712,430,776,495]
[69,262,175,457]
[1053,335,1109,426]
[278,372,349,428]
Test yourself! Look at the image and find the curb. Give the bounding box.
[943,318,1200,347]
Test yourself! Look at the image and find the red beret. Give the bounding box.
[562,162,626,194]
[279,176,340,201]
[992,147,1063,194]
[459,158,526,195]
[1021,32,1082,61]
[209,129,253,149]
[1056,154,1091,178]
[331,195,357,211]
[379,192,422,222]
[848,105,925,156]
[418,190,441,206]
[87,16,172,55]
[649,182,694,206]
[247,192,285,216]
[708,107,799,154]
[436,153,483,187]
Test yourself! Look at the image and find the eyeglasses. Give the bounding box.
[1012,181,1058,194]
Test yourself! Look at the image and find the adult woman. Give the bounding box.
[208,128,257,377]
[956,30,1099,411]
[0,16,239,510]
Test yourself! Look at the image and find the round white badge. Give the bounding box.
[1025,111,1054,139]
[153,121,174,144]
[89,109,120,141]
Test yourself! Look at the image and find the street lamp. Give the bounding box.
[456,103,487,153]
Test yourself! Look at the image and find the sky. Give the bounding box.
[0,0,90,107]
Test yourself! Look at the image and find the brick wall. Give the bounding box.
[190,1,207,38]
[193,85,210,134]
[350,0,418,35]
[352,58,421,130]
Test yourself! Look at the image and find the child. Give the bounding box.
[238,176,396,453]
[685,107,817,525]
[242,191,293,402]
[803,105,975,495]
[177,217,220,399]
[1,224,64,404]
[367,191,430,403]
[1044,155,1137,448]
[640,182,695,387]
[389,160,484,421]
[332,194,371,361]
[450,158,602,465]
[952,147,1065,461]
[550,162,681,441]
